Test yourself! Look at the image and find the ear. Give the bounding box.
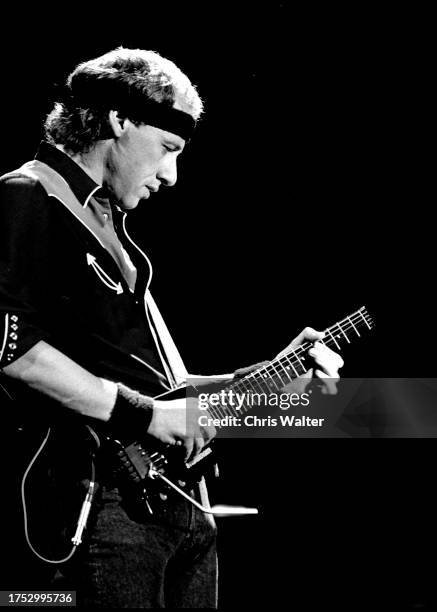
[108,110,126,138]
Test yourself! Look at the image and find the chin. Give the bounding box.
[119,197,141,211]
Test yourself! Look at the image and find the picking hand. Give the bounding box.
[148,397,216,460]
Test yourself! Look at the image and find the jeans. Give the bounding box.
[63,484,218,608]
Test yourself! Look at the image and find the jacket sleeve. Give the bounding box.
[0,174,54,368]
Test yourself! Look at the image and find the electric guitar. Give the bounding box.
[92,306,374,515]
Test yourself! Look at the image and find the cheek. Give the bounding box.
[116,156,143,188]
[109,137,160,189]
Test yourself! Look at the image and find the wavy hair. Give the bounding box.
[44,47,203,154]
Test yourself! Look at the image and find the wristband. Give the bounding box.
[106,383,154,441]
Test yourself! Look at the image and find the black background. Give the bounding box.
[1,3,434,609]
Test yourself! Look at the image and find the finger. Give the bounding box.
[184,437,194,461]
[315,369,339,395]
[295,327,325,346]
[277,327,326,357]
[317,342,344,370]
[311,360,340,379]
[282,368,313,394]
[194,436,205,456]
[308,345,344,376]
[202,424,216,444]
[161,433,178,446]
[312,356,341,380]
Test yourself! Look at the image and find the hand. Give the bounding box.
[277,327,344,395]
[148,397,216,460]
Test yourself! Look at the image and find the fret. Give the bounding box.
[257,368,280,391]
[208,403,220,420]
[291,349,307,373]
[326,328,341,350]
[270,362,285,387]
[284,355,300,377]
[210,398,227,420]
[201,307,373,426]
[242,375,264,395]
[225,390,242,416]
[276,358,293,383]
[347,315,360,337]
[214,405,228,420]
[358,309,372,330]
[266,369,281,391]
[255,373,270,393]
[337,322,351,344]
[218,398,232,419]
[252,376,268,394]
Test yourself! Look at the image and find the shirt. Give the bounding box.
[0,142,174,401]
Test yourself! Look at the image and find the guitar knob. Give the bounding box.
[159,493,168,501]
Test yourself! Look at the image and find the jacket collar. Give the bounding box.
[35,142,104,208]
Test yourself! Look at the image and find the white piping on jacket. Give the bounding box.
[0,313,9,364]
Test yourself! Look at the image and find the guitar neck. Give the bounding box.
[206,306,374,420]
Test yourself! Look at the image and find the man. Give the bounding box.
[0,48,343,607]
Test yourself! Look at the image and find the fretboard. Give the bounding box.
[206,306,374,420]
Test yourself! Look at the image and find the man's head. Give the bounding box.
[45,48,203,209]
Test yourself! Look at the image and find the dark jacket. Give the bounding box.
[0,143,172,408]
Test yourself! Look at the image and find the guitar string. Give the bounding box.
[235,314,368,394]
[235,310,371,387]
[191,309,373,423]
[206,311,373,420]
[229,311,368,382]
[204,322,364,418]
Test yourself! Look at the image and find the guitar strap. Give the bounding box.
[144,292,216,526]
[145,290,188,387]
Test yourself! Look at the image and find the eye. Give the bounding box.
[163,144,176,153]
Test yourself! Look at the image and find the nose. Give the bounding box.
[157,155,178,187]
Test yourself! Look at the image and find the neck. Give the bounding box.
[56,143,107,186]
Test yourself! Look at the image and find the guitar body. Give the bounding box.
[93,384,219,515]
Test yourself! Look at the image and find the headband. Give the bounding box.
[62,77,197,142]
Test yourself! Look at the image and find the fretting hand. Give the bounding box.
[277,327,344,395]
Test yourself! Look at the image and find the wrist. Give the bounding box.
[106,383,155,442]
